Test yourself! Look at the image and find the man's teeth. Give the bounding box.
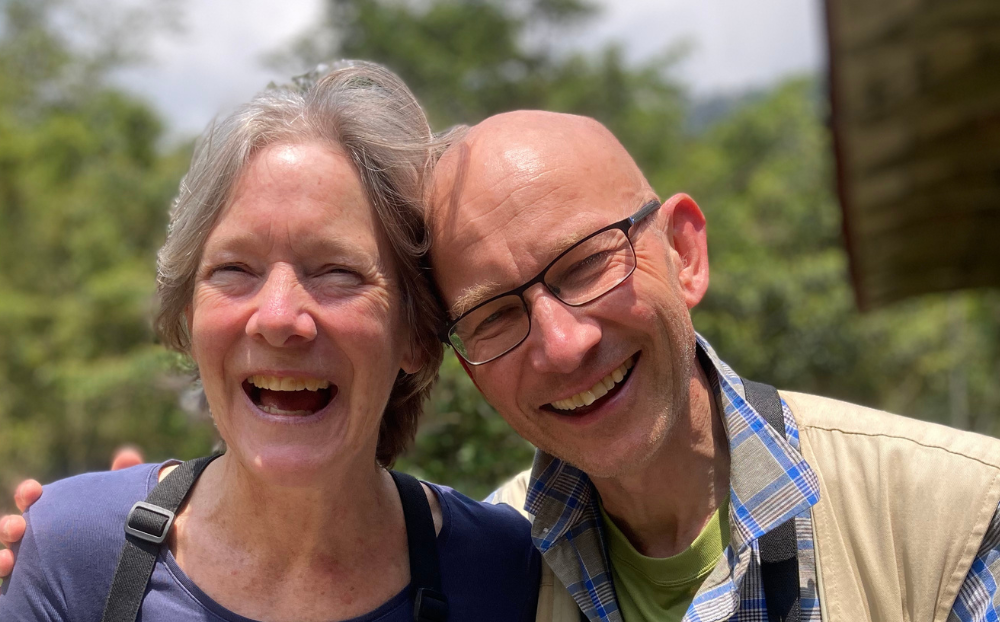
[248,375,330,392]
[551,357,634,411]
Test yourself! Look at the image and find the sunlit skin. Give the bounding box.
[0,145,447,609]
[430,111,729,557]
[188,142,418,488]
[0,115,729,571]
[161,141,429,622]
[0,481,37,577]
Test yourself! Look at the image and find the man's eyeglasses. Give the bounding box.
[442,199,663,365]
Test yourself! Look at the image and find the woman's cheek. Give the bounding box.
[326,290,398,341]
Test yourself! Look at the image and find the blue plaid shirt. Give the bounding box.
[520,335,1000,621]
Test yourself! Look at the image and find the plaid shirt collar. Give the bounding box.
[523,334,821,620]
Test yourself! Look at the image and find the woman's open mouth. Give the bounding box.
[242,375,337,416]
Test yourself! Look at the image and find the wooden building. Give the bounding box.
[826,0,1000,310]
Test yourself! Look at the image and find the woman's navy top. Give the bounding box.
[0,462,540,621]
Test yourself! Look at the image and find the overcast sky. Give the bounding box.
[113,0,826,138]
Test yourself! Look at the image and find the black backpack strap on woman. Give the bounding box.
[389,470,449,622]
[100,454,220,622]
[742,379,801,622]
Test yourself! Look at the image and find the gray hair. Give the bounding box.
[156,60,445,465]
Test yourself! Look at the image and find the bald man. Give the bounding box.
[4,112,1000,622]
[428,111,1000,621]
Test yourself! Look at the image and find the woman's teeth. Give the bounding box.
[249,375,330,392]
[247,375,334,416]
[259,404,314,416]
[550,356,634,411]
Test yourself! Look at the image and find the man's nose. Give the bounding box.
[245,267,318,347]
[524,286,602,374]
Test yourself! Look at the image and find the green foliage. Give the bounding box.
[677,79,1000,431]
[397,352,535,501]
[0,0,996,518]
[0,0,216,503]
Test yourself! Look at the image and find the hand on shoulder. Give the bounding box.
[0,446,144,583]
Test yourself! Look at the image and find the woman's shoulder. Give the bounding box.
[0,463,167,619]
[22,463,167,578]
[28,462,163,539]
[427,483,541,621]
[429,482,533,542]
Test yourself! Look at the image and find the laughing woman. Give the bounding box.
[0,62,539,621]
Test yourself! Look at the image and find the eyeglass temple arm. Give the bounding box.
[628,199,662,227]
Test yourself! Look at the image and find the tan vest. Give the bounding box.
[492,391,1000,622]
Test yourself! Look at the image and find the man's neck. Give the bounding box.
[592,363,729,558]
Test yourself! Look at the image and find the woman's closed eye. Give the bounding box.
[321,265,360,277]
[307,265,371,295]
[216,263,253,275]
[203,262,257,280]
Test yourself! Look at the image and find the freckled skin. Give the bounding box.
[173,142,419,622]
[190,142,415,487]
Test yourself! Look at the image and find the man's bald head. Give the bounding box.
[430,111,649,247]
[429,111,654,316]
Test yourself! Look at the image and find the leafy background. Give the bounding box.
[0,0,997,506]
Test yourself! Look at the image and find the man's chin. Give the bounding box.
[537,435,663,481]
[534,407,678,479]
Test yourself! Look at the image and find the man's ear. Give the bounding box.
[662,193,709,309]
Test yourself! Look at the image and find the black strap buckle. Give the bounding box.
[414,588,448,622]
[124,501,175,544]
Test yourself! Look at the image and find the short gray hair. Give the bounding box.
[156,61,445,466]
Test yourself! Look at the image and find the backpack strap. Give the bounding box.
[742,379,801,622]
[390,471,449,622]
[100,455,219,622]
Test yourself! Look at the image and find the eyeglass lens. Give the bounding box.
[449,228,636,363]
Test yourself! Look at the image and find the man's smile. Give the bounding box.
[546,354,637,414]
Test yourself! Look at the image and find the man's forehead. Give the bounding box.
[433,126,636,238]
[429,111,650,308]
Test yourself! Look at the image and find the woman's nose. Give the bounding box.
[245,267,318,347]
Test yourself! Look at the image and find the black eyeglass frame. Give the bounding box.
[441,198,663,365]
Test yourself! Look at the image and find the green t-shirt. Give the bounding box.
[600,498,729,621]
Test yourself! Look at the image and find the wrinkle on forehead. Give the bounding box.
[210,141,387,270]
[432,160,572,264]
[432,138,549,240]
[429,111,654,301]
[431,112,647,226]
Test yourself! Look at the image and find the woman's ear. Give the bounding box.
[661,193,710,309]
[400,336,424,375]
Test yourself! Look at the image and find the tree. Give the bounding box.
[0,0,216,500]
[678,79,1000,432]
[1,0,995,511]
